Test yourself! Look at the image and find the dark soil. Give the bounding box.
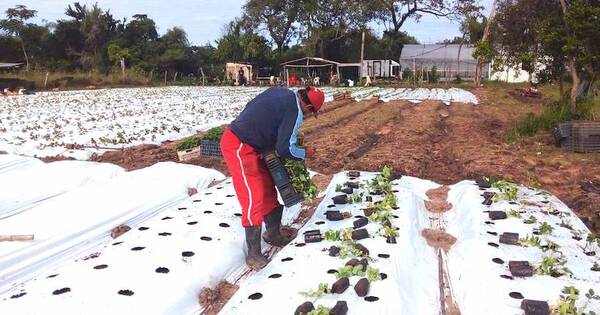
[198,281,239,315]
[421,229,457,252]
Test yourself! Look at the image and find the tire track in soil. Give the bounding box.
[302,99,379,137]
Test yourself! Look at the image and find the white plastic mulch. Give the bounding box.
[0,86,478,158]
[0,161,225,294]
[0,179,302,315]
[0,156,125,219]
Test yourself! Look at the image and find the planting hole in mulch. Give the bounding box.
[204,210,213,214]
[118,289,134,296]
[205,192,213,195]
[364,296,379,302]
[138,227,149,231]
[378,254,390,258]
[380,273,388,280]
[421,229,457,252]
[216,187,224,190]
[532,231,541,236]
[484,221,495,225]
[158,232,172,236]
[226,194,235,197]
[112,241,123,246]
[492,258,505,264]
[488,242,499,248]
[178,207,187,210]
[93,264,108,270]
[219,223,230,228]
[327,205,336,208]
[295,243,306,247]
[155,267,170,274]
[47,274,59,278]
[131,246,145,251]
[200,236,212,241]
[500,275,514,280]
[315,221,325,225]
[162,216,173,220]
[182,251,195,257]
[52,288,71,295]
[248,293,263,300]
[215,202,224,206]
[327,269,337,274]
[268,274,282,279]
[487,231,498,236]
[510,292,524,299]
[199,281,239,315]
[234,213,242,217]
[10,292,26,299]
[281,257,293,262]
[573,236,583,241]
[187,221,198,225]
[193,200,202,203]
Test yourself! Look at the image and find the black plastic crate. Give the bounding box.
[572,121,600,153]
[262,151,304,207]
[200,140,222,157]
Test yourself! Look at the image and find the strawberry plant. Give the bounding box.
[519,235,541,247]
[536,255,572,277]
[366,266,382,282]
[524,215,538,224]
[175,136,201,151]
[335,265,365,279]
[307,306,330,315]
[300,283,330,298]
[202,126,224,142]
[338,241,368,259]
[491,180,519,202]
[553,286,583,315]
[507,209,522,218]
[539,222,554,235]
[323,230,341,241]
[380,226,398,238]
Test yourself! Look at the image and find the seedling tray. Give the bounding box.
[262,151,304,208]
[176,146,200,161]
[200,140,222,157]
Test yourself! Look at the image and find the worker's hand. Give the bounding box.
[305,146,315,159]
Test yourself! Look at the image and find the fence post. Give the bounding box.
[44,72,49,89]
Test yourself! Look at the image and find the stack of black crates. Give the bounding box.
[554,121,600,153]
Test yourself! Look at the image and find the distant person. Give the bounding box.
[269,75,276,86]
[313,76,320,86]
[220,86,325,270]
[238,69,247,86]
[289,74,297,86]
[300,77,306,86]
[365,75,372,87]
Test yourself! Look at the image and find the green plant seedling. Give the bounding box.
[539,222,554,235]
[300,283,330,298]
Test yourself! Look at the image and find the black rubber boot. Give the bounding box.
[263,205,291,247]
[244,226,268,271]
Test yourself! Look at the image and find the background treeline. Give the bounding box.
[0,1,482,83]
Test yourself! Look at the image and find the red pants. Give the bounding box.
[220,129,280,227]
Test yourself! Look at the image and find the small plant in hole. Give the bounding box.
[491,180,519,202]
[553,286,582,315]
[323,230,341,241]
[306,305,330,315]
[300,283,330,298]
[380,226,399,239]
[536,255,572,277]
[519,235,541,248]
[571,229,585,240]
[592,262,600,272]
[584,234,599,253]
[348,193,363,204]
[541,240,561,253]
[335,184,343,192]
[338,241,369,259]
[335,265,365,279]
[538,222,554,235]
[507,209,522,218]
[560,219,573,230]
[366,266,382,282]
[523,215,538,224]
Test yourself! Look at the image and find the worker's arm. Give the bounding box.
[276,98,305,160]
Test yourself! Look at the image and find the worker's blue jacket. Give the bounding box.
[229,87,305,160]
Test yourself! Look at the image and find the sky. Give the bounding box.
[0,0,493,45]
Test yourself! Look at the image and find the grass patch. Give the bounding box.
[507,96,600,141]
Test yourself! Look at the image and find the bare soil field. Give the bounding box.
[93,87,600,233]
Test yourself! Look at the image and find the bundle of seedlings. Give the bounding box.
[285,159,318,200]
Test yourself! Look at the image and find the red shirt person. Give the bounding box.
[220,86,325,270]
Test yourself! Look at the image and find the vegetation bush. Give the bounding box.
[507,97,600,141]
[175,126,225,151]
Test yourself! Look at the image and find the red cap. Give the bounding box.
[307,87,325,112]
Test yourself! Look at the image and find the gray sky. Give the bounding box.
[0,0,493,45]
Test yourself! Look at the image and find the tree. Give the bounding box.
[107,43,130,77]
[487,0,600,108]
[0,5,38,71]
[244,0,300,54]
[474,0,497,87]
